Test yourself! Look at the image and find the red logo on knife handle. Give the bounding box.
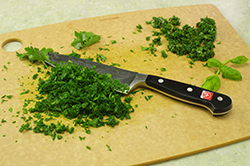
[200,90,213,100]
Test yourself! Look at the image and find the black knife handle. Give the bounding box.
[145,75,232,115]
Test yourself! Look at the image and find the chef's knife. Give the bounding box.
[46,52,232,116]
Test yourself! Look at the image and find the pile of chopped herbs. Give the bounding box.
[33,61,133,120]
[142,16,217,61]
[17,53,134,140]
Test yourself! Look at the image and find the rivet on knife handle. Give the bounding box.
[144,75,232,115]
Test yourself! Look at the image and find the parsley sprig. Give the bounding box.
[71,31,101,50]
[201,55,249,91]
[16,46,53,68]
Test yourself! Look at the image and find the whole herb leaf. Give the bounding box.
[220,66,242,80]
[206,58,222,68]
[202,55,248,91]
[71,31,101,50]
[16,46,52,68]
[201,75,220,91]
[230,55,249,65]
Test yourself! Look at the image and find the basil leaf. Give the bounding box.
[220,66,242,80]
[201,75,220,91]
[230,55,249,65]
[206,58,222,67]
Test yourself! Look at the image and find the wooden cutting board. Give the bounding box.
[0,4,250,166]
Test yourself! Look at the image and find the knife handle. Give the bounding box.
[145,75,232,115]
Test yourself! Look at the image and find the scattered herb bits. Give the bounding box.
[20,90,29,95]
[3,65,8,70]
[136,24,143,32]
[1,95,13,104]
[111,40,117,44]
[79,136,86,141]
[67,51,81,58]
[161,50,168,59]
[106,144,112,151]
[144,95,153,101]
[96,54,107,63]
[160,67,166,72]
[32,73,39,80]
[1,119,7,123]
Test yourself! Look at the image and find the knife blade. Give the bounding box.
[46,52,232,116]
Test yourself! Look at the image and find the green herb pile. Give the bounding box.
[15,46,134,140]
[141,16,217,61]
[2,16,247,143]
[33,61,133,121]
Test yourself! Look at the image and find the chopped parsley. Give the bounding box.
[18,60,134,140]
[143,16,217,61]
[3,65,8,70]
[8,107,13,112]
[32,73,39,80]
[144,95,153,101]
[20,90,30,95]
[67,51,81,58]
[136,24,143,32]
[160,67,166,72]
[1,119,7,123]
[111,40,117,44]
[1,95,13,104]
[96,54,107,63]
[161,50,168,59]
[106,144,112,151]
[79,136,86,141]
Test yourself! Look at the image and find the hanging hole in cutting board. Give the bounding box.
[2,38,23,52]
